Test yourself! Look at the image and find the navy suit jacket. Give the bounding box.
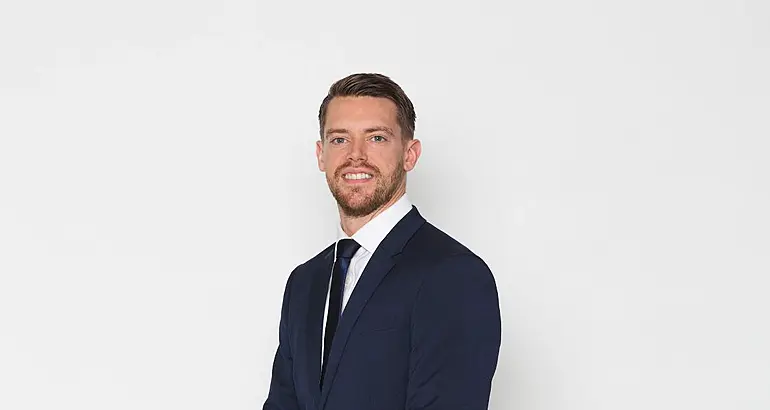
[263,206,501,410]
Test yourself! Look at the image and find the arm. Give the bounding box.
[406,254,502,410]
[262,269,301,410]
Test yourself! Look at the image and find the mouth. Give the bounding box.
[342,172,374,183]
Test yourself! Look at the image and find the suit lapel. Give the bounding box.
[319,206,425,408]
[303,247,334,409]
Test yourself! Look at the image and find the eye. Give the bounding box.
[330,137,346,144]
[371,135,387,142]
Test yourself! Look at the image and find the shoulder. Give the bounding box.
[407,222,496,287]
[407,224,500,325]
[283,242,334,291]
[410,222,488,265]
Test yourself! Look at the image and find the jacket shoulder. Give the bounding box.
[410,221,478,260]
[286,242,334,285]
[410,222,497,291]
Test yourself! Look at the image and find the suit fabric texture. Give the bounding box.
[263,206,501,410]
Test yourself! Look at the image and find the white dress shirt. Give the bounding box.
[335,193,413,311]
[321,193,413,363]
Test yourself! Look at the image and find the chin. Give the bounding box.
[339,193,380,214]
[337,184,373,198]
[341,195,374,210]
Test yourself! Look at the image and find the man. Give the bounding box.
[263,73,501,410]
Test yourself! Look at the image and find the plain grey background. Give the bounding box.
[1,1,768,409]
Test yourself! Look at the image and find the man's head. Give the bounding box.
[316,73,421,219]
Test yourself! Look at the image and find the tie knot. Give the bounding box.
[336,239,361,259]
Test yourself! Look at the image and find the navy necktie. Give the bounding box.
[321,238,361,387]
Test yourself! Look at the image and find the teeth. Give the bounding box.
[344,173,372,180]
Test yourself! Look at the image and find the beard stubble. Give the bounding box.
[328,159,405,218]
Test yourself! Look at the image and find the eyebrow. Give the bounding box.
[364,126,395,136]
[325,128,349,137]
[324,126,395,138]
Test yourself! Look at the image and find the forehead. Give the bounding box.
[324,96,399,130]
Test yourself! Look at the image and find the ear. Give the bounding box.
[316,139,326,172]
[403,138,422,172]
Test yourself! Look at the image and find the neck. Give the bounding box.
[339,189,405,236]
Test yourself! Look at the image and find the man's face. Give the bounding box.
[316,96,420,218]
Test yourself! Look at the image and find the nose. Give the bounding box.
[346,137,367,162]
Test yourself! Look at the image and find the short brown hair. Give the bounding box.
[318,73,416,140]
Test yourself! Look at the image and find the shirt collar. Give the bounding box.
[336,193,413,254]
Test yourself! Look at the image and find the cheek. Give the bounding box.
[322,151,341,169]
[372,152,400,173]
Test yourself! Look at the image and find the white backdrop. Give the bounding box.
[1,1,768,409]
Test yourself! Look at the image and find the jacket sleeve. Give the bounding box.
[262,268,301,410]
[406,253,502,410]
